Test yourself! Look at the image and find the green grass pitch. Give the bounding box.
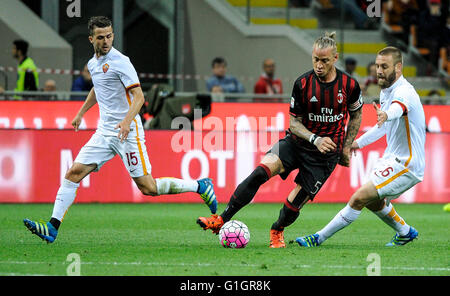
[1,203,449,276]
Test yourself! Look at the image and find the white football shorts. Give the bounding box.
[74,132,152,178]
[370,156,420,202]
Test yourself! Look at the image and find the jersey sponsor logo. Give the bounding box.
[308,113,344,122]
[102,63,109,73]
[290,97,295,108]
[308,107,344,122]
[310,95,318,103]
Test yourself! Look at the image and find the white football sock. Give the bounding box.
[51,179,79,222]
[373,202,410,236]
[155,178,199,195]
[316,204,361,244]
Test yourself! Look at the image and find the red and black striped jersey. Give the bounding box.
[289,68,362,152]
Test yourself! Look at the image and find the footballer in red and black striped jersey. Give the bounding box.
[289,68,363,153]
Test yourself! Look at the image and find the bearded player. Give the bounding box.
[296,47,425,247]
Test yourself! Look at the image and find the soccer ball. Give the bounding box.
[219,220,250,248]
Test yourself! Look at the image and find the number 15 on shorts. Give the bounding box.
[126,152,138,167]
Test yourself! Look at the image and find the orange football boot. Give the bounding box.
[269,229,286,248]
[196,214,224,234]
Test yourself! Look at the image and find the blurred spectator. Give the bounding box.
[12,39,39,99]
[344,57,362,82]
[254,58,283,102]
[71,64,93,100]
[344,57,357,75]
[417,0,449,68]
[362,61,380,100]
[43,79,56,92]
[330,0,378,29]
[42,79,57,100]
[383,0,419,45]
[206,57,245,94]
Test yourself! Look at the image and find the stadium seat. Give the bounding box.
[381,1,403,34]
[439,47,450,76]
[409,25,431,56]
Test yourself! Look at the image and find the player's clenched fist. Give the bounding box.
[314,136,337,154]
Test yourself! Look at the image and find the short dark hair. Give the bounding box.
[211,57,226,68]
[88,16,113,36]
[345,57,357,65]
[377,46,403,66]
[13,39,29,56]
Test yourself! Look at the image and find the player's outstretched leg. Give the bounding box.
[368,200,418,246]
[23,219,58,243]
[295,204,361,247]
[23,176,82,243]
[141,176,218,214]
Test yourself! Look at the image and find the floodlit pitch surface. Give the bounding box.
[1,203,448,276]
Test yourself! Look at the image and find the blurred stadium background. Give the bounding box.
[0,0,448,205]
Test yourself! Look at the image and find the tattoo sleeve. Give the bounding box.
[343,108,362,148]
[289,115,313,141]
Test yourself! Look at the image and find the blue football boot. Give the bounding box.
[23,219,58,243]
[197,178,218,214]
[385,226,418,246]
[295,234,321,247]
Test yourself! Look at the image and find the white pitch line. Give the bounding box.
[0,272,49,276]
[0,261,449,272]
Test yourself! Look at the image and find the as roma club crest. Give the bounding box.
[102,63,109,73]
[337,90,343,104]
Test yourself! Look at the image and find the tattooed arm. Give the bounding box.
[290,115,337,154]
[339,108,362,167]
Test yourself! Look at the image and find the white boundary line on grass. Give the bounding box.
[1,260,449,273]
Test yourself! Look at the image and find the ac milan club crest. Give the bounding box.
[102,63,109,73]
[337,90,343,104]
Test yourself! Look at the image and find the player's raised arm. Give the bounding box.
[115,86,145,142]
[72,87,97,131]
